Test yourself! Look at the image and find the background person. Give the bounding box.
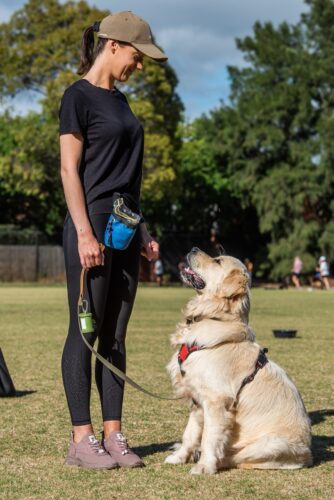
[319,255,331,289]
[59,11,166,469]
[177,256,187,286]
[291,256,303,288]
[153,254,164,286]
[244,258,254,287]
[311,264,322,289]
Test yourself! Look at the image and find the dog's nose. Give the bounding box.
[191,247,200,253]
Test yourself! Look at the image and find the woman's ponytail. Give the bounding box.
[78,22,106,75]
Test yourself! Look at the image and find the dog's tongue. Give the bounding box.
[185,267,195,275]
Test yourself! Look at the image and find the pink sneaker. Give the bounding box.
[65,433,118,469]
[103,431,144,468]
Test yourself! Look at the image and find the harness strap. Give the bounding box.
[178,343,202,365]
[78,251,181,401]
[233,348,268,407]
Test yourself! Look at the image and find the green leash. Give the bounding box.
[77,249,182,401]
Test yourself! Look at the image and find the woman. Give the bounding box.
[291,256,302,289]
[59,11,167,469]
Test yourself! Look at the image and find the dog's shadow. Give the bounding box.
[309,409,334,465]
[133,410,334,465]
[132,441,176,458]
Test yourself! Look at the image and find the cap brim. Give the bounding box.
[131,42,168,62]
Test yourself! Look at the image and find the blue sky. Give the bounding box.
[0,0,307,119]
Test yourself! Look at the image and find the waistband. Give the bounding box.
[87,193,140,215]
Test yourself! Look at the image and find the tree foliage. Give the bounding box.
[0,0,183,238]
[174,112,266,263]
[197,0,334,278]
[2,0,334,280]
[0,111,63,236]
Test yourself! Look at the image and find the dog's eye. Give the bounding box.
[214,259,222,265]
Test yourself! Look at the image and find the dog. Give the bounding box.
[165,248,312,475]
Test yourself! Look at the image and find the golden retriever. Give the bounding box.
[165,248,312,475]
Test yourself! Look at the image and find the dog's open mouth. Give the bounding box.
[181,266,206,289]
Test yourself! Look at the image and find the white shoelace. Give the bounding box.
[88,435,107,455]
[116,433,130,455]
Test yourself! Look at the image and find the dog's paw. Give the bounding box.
[165,453,186,465]
[190,463,217,475]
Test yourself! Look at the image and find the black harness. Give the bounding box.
[234,348,268,403]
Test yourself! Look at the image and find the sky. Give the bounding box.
[0,0,308,119]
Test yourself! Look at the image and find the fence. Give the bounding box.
[0,245,160,283]
[0,233,220,282]
[0,246,65,282]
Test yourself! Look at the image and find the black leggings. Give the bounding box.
[62,213,140,426]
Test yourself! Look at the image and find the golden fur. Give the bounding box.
[165,249,312,475]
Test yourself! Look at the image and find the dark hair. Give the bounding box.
[77,24,108,75]
[77,24,133,75]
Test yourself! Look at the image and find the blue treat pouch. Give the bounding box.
[104,194,141,250]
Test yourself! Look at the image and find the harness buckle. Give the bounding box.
[256,348,268,369]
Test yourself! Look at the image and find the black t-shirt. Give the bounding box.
[59,79,144,213]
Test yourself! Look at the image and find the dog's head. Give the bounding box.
[181,248,250,321]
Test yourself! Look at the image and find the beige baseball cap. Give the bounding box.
[97,11,168,62]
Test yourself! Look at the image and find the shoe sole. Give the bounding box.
[64,457,118,469]
[117,462,145,468]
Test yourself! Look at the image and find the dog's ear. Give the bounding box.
[221,269,249,298]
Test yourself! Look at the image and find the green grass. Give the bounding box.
[0,286,333,499]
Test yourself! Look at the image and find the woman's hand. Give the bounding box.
[78,230,104,269]
[140,224,159,261]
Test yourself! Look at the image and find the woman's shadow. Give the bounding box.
[309,409,334,466]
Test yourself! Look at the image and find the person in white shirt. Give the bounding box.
[319,256,331,289]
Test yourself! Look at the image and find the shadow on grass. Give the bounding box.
[134,410,334,464]
[1,390,37,398]
[309,408,334,426]
[133,441,176,458]
[15,390,37,397]
[309,409,334,466]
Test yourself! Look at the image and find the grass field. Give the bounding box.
[0,285,333,499]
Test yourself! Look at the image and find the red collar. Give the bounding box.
[178,343,201,366]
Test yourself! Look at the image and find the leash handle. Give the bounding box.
[78,243,105,307]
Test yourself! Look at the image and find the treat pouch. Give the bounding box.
[104,194,141,250]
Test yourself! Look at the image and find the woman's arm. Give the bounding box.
[60,133,104,269]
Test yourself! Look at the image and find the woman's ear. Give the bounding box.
[108,39,118,54]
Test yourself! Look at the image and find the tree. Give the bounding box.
[0,0,183,238]
[200,0,334,278]
[174,111,266,264]
[0,111,64,237]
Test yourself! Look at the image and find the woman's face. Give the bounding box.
[109,42,143,82]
